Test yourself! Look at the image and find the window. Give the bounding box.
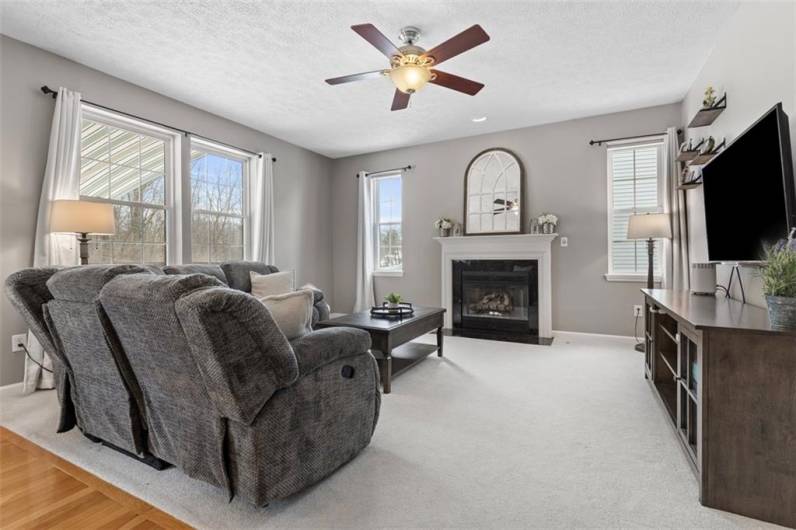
[79,111,175,265]
[607,140,664,280]
[373,175,402,274]
[189,140,249,262]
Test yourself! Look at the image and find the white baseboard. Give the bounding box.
[552,329,637,343]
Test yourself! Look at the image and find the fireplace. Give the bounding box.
[436,233,556,340]
[452,260,538,336]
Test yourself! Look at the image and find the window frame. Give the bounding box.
[79,104,183,265]
[188,137,255,263]
[604,137,665,283]
[371,173,404,277]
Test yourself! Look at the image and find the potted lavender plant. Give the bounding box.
[762,244,796,330]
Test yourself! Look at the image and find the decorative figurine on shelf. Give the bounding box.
[384,292,403,309]
[703,85,717,108]
[701,136,716,154]
[434,217,453,237]
[537,213,558,234]
[452,222,463,237]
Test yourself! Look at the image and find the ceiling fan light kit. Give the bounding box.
[325,23,489,110]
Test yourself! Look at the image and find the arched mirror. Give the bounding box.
[464,148,524,234]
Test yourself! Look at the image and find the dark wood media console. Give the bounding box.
[642,289,796,528]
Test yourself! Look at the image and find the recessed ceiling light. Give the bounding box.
[472,116,487,123]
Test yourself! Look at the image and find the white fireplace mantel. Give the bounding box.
[435,234,557,338]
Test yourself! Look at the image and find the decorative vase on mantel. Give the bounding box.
[535,213,559,235]
[434,217,454,238]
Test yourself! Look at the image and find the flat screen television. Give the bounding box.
[702,103,795,262]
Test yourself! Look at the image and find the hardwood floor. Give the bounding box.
[0,427,190,529]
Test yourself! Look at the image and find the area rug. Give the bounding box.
[0,333,778,529]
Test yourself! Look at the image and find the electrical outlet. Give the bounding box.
[11,333,26,353]
[633,305,643,317]
[560,236,568,247]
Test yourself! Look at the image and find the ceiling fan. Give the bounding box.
[325,23,490,111]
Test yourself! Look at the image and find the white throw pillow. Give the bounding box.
[250,270,294,299]
[258,289,314,340]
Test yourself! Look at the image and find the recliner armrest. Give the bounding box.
[302,285,331,326]
[290,327,371,376]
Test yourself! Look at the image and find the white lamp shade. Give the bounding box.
[50,200,116,235]
[627,213,672,239]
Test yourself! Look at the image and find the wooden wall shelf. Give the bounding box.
[687,94,727,128]
[676,150,700,162]
[677,180,702,191]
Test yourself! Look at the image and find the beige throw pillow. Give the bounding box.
[250,270,294,299]
[258,289,314,340]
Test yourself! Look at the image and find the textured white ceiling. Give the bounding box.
[0,1,738,158]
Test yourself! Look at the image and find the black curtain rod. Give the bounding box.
[356,165,413,178]
[589,129,682,146]
[40,86,276,162]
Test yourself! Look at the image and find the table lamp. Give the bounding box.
[50,200,116,265]
[627,213,672,289]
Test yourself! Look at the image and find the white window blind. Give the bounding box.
[607,141,664,276]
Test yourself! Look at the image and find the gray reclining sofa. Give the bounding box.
[5,262,379,504]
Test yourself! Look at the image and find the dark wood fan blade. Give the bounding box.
[351,24,401,59]
[423,25,490,65]
[325,70,386,85]
[429,69,484,95]
[391,89,410,111]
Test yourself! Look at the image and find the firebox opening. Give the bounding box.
[452,260,539,338]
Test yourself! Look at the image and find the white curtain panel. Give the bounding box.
[353,171,375,312]
[25,87,83,392]
[662,126,690,291]
[250,153,275,264]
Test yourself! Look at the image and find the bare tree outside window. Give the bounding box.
[190,147,245,262]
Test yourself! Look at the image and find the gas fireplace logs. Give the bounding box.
[468,292,513,314]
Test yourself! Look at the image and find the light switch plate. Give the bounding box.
[11,333,26,353]
[560,237,568,247]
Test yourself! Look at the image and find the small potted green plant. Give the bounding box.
[384,292,403,309]
[761,244,796,330]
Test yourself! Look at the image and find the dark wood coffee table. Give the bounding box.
[316,306,445,394]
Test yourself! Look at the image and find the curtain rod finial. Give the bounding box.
[40,85,57,99]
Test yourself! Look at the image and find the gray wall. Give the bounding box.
[331,103,682,337]
[681,1,796,308]
[0,35,334,385]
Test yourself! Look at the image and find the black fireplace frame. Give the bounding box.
[452,259,539,336]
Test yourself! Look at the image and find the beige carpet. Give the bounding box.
[0,332,781,529]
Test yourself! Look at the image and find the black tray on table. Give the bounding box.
[370,302,414,318]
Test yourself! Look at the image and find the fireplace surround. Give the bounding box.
[436,234,557,339]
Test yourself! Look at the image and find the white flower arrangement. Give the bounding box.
[434,217,453,230]
[537,213,558,226]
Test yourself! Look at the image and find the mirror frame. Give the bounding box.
[463,147,525,235]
